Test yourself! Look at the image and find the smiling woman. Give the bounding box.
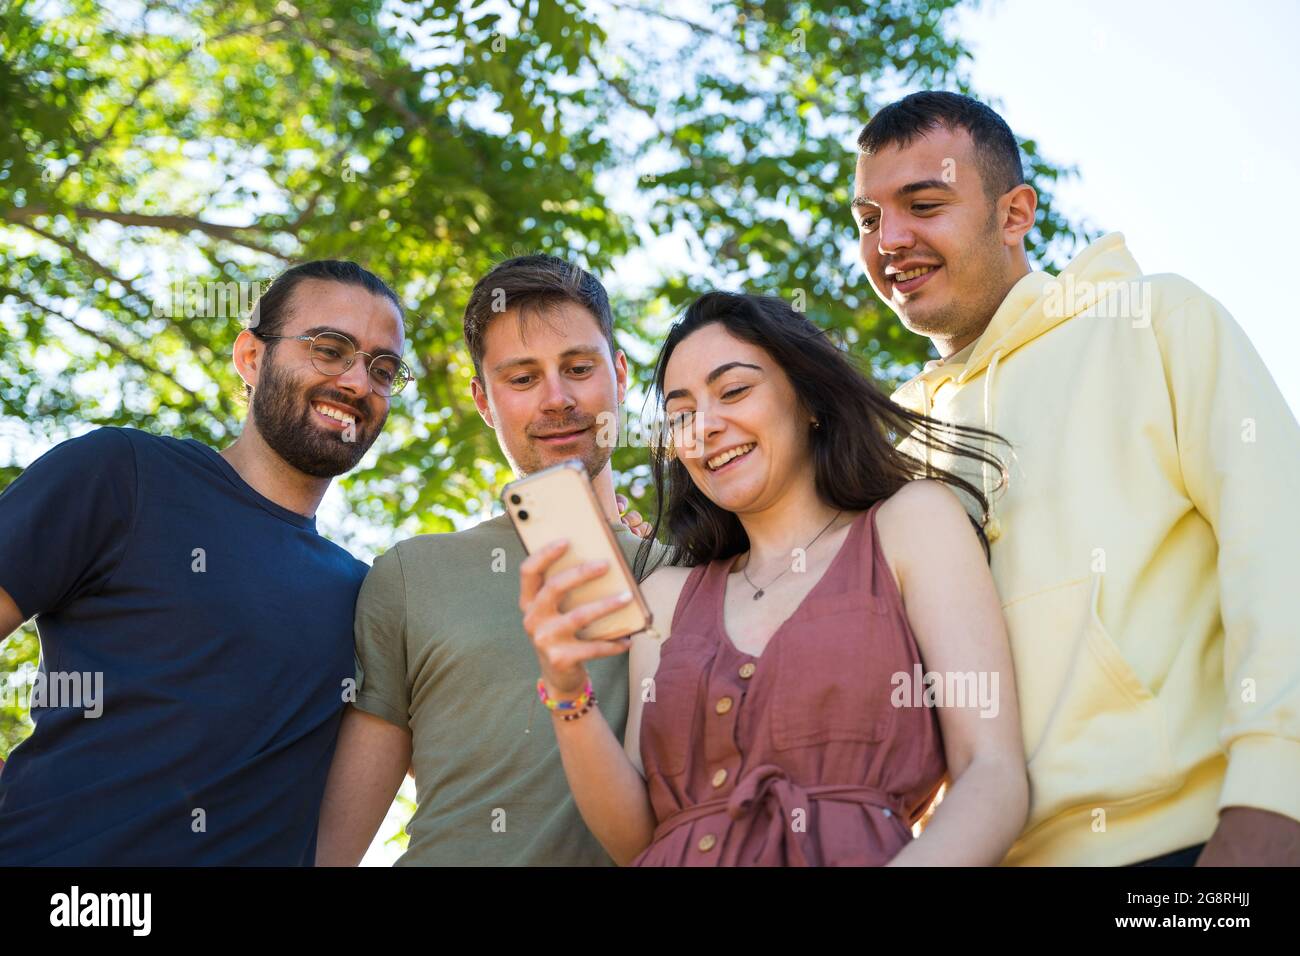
[634,291,1009,577]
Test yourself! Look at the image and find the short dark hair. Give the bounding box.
[245,260,401,396]
[857,91,1024,200]
[462,254,616,380]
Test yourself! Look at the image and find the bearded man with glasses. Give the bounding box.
[0,259,409,865]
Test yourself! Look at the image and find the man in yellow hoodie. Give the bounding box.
[852,91,1299,866]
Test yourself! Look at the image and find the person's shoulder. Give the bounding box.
[27,426,139,474]
[378,513,512,578]
[57,424,139,454]
[636,562,694,637]
[879,478,968,518]
[876,480,976,553]
[304,541,370,594]
[93,427,225,474]
[2,428,140,514]
[1137,272,1231,327]
[1142,271,1209,302]
[340,551,370,582]
[640,562,694,617]
[394,512,511,552]
[88,425,209,455]
[641,562,694,597]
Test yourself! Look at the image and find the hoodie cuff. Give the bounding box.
[1218,734,1300,823]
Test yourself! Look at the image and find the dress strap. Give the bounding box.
[861,496,912,608]
[669,560,719,635]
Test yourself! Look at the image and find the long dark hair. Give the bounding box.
[632,292,1008,578]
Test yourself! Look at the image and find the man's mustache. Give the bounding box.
[529,417,592,437]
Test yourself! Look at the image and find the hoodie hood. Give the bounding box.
[892,232,1145,542]
[899,232,1143,398]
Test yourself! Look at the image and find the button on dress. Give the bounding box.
[632,501,947,866]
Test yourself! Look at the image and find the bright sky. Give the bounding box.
[956,0,1300,416]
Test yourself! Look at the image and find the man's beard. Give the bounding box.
[897,215,1005,342]
[510,413,612,480]
[251,352,386,478]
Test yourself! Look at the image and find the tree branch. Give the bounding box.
[605,1,737,43]
[17,220,238,419]
[52,20,291,192]
[2,288,207,409]
[17,221,155,314]
[275,16,427,131]
[5,206,289,259]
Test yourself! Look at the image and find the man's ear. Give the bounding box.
[232,329,263,391]
[470,376,495,429]
[614,349,629,406]
[999,183,1038,247]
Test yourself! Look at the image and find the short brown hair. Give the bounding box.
[462,254,616,379]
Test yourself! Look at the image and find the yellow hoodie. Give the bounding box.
[892,232,1300,866]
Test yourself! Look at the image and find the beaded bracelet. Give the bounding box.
[561,694,599,722]
[537,677,594,712]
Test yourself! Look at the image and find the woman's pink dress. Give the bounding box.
[632,501,946,866]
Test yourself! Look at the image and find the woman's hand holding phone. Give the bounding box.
[517,535,660,864]
[519,538,637,699]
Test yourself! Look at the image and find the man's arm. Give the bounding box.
[0,430,137,779]
[0,586,20,774]
[1153,285,1300,865]
[1199,807,1300,866]
[315,705,412,866]
[318,544,416,866]
[0,586,23,642]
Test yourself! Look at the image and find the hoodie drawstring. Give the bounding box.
[921,383,934,477]
[982,351,1003,543]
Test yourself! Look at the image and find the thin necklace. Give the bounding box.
[740,509,843,600]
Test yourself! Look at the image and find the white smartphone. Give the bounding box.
[502,459,653,641]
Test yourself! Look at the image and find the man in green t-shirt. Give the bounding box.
[315,255,659,866]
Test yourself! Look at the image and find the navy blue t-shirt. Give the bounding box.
[0,427,367,865]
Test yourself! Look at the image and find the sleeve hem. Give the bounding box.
[353,694,408,731]
[0,574,37,623]
[1217,734,1300,822]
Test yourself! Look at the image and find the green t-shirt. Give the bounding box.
[353,510,659,866]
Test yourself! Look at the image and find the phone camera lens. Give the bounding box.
[510,494,521,505]
[517,509,529,521]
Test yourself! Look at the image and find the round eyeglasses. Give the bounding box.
[252,329,413,396]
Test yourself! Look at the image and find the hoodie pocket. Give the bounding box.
[1002,575,1175,832]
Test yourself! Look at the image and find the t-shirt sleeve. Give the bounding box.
[0,427,137,620]
[352,545,411,729]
